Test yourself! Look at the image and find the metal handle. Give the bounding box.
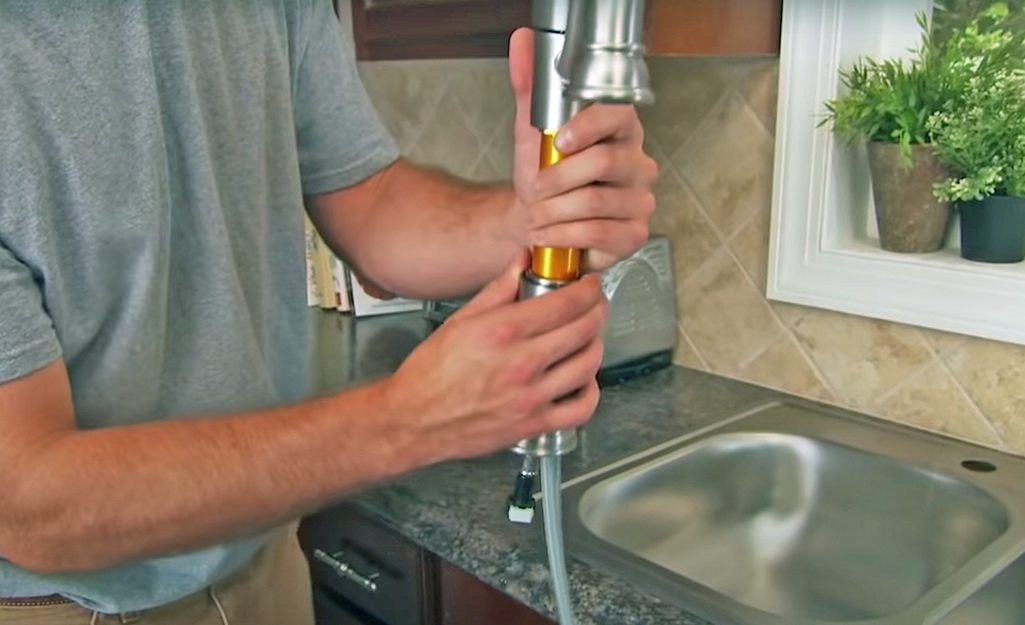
[313,548,379,593]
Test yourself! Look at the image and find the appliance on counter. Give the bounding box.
[423,235,678,386]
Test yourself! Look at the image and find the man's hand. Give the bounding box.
[508,27,659,273]
[383,251,607,464]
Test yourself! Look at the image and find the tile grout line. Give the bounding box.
[867,354,938,410]
[676,322,713,371]
[661,82,834,401]
[735,333,782,372]
[698,163,839,402]
[665,88,736,178]
[933,343,1008,449]
[402,71,458,160]
[678,90,841,402]
[736,64,777,140]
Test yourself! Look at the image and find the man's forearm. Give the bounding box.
[307,159,525,301]
[0,378,423,574]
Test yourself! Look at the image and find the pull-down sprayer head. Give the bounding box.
[511,0,654,462]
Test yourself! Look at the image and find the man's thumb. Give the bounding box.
[447,250,529,322]
[508,27,534,124]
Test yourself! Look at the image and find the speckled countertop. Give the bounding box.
[308,310,787,625]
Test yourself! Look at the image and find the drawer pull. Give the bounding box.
[313,549,380,593]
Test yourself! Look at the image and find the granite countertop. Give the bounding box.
[309,310,787,624]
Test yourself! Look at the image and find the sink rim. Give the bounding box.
[556,399,1025,625]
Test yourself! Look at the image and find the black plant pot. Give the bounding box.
[959,196,1025,263]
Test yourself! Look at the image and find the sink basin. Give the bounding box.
[559,401,1025,625]
[934,551,1025,625]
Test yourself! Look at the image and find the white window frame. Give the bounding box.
[767,0,1025,346]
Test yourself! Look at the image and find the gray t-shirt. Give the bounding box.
[0,0,399,613]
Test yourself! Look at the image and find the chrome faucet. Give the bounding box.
[507,0,654,522]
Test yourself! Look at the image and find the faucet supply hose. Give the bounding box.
[541,455,576,625]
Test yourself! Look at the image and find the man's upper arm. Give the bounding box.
[0,241,74,465]
[292,0,400,197]
[0,240,62,387]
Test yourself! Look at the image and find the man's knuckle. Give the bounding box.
[592,147,615,179]
[511,388,544,416]
[583,185,605,210]
[491,320,520,345]
[640,191,657,218]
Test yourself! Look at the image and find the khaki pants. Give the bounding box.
[0,525,314,625]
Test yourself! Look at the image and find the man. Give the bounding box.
[0,1,656,623]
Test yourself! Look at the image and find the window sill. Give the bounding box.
[767,0,1025,346]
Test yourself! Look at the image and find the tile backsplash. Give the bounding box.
[357,56,1025,456]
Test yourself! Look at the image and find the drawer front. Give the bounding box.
[299,503,429,625]
[313,588,371,625]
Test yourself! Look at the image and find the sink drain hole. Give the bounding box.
[962,459,997,473]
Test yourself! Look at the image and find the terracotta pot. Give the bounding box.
[866,142,953,253]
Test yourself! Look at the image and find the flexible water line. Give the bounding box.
[540,455,576,625]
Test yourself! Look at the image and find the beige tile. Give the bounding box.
[639,58,732,155]
[738,60,780,135]
[770,301,810,328]
[467,154,502,183]
[406,89,485,177]
[651,170,721,281]
[675,92,775,239]
[875,362,1004,447]
[447,60,513,144]
[674,327,707,371]
[729,207,771,292]
[486,107,516,154]
[712,57,773,91]
[946,340,1025,453]
[644,135,674,178]
[919,327,969,356]
[792,310,934,408]
[358,61,451,151]
[484,127,514,181]
[738,334,835,401]
[679,250,783,375]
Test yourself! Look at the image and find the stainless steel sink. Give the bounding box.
[558,401,1025,625]
[934,551,1025,625]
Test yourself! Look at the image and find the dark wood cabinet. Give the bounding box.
[348,0,532,60]
[300,503,436,625]
[343,0,782,61]
[299,502,556,625]
[436,558,555,625]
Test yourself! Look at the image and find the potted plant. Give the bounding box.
[927,3,1025,263]
[821,11,956,254]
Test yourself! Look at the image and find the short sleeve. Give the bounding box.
[293,0,400,195]
[0,241,62,384]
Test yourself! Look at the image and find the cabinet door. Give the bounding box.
[349,0,532,60]
[437,559,556,625]
[313,588,375,625]
[645,0,782,55]
[299,503,436,625]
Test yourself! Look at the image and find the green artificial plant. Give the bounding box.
[822,1,1025,169]
[820,10,953,165]
[926,3,1025,201]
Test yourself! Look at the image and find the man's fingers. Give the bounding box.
[556,104,643,154]
[529,186,656,230]
[536,379,601,432]
[508,27,534,124]
[510,297,606,385]
[447,250,529,322]
[534,144,658,201]
[488,273,605,344]
[535,336,604,403]
[531,219,649,260]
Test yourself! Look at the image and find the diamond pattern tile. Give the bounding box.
[357,54,1025,458]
